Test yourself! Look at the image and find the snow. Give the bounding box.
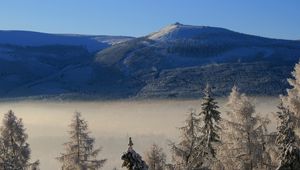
[0,30,132,52]
[93,37,132,45]
[148,23,179,40]
[148,23,230,41]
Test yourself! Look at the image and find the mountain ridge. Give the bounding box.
[1,23,300,100]
[148,23,300,41]
[96,23,300,98]
[0,30,133,52]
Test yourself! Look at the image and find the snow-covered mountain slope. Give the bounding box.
[96,23,300,98]
[0,30,132,52]
[148,22,232,41]
[1,24,300,100]
[97,23,300,68]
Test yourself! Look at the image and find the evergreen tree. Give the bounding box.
[0,110,39,170]
[121,137,148,170]
[169,109,202,170]
[57,112,106,170]
[281,61,300,138]
[219,86,269,170]
[276,100,300,170]
[198,84,221,168]
[144,143,166,170]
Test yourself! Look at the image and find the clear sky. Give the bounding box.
[0,0,299,39]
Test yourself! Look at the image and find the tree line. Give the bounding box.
[2,61,300,170]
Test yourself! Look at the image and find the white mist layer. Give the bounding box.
[0,97,278,170]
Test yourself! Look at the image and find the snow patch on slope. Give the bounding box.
[148,23,179,40]
[93,37,132,45]
[148,22,229,41]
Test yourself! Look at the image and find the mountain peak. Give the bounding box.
[148,24,180,40]
[173,22,183,26]
[148,23,229,41]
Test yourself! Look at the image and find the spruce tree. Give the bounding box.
[144,143,166,170]
[121,137,148,170]
[0,110,39,170]
[276,101,300,170]
[198,84,221,165]
[57,112,106,170]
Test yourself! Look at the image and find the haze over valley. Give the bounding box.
[0,98,278,170]
[1,1,300,170]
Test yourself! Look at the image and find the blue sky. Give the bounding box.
[0,0,299,39]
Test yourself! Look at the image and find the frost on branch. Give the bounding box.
[218,86,270,170]
[0,110,39,170]
[57,112,106,170]
[276,101,300,170]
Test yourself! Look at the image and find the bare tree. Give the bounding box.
[57,112,106,170]
[144,143,166,170]
[169,109,202,170]
[0,110,39,170]
[218,86,269,170]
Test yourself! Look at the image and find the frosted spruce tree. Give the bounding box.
[198,85,221,168]
[169,109,203,170]
[281,61,300,137]
[121,137,148,170]
[0,110,39,170]
[276,100,300,170]
[219,86,269,170]
[57,112,106,170]
[144,143,166,170]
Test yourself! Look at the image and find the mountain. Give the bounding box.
[96,23,300,98]
[1,24,300,100]
[0,30,136,100]
[0,30,132,52]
